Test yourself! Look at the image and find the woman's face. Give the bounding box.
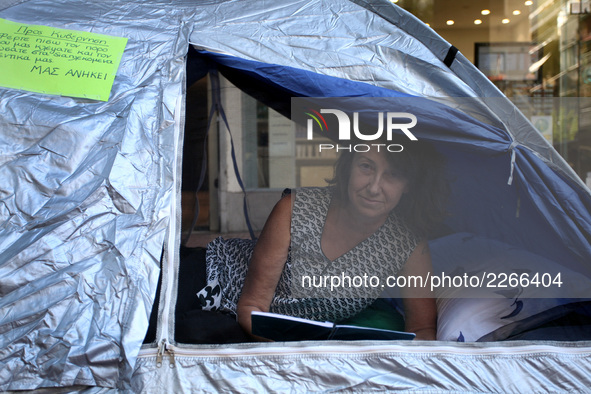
[346,149,409,222]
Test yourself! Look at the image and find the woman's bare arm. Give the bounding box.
[399,240,437,340]
[236,194,292,338]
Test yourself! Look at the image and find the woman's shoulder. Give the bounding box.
[271,187,331,217]
[290,187,333,222]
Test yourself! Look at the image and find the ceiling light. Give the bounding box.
[525,0,533,5]
[474,19,483,25]
[481,9,491,15]
[513,10,521,15]
[502,18,510,24]
[446,20,455,25]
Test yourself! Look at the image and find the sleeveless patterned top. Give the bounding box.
[198,187,419,323]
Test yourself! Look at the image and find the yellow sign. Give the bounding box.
[0,18,127,101]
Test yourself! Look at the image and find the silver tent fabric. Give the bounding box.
[0,0,191,390]
[1,0,591,392]
[131,341,591,393]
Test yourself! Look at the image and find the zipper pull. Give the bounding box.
[156,339,176,368]
[167,345,176,369]
[156,339,166,368]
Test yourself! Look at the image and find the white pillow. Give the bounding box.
[430,233,591,341]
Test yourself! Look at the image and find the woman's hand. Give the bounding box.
[399,240,437,340]
[236,194,292,339]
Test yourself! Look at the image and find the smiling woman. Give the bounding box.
[327,138,449,239]
[232,139,450,341]
[188,139,449,342]
[321,150,411,261]
[344,150,410,223]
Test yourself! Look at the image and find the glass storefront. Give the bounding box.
[243,100,337,190]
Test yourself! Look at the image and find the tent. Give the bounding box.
[1,0,591,391]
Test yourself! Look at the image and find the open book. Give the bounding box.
[251,311,415,341]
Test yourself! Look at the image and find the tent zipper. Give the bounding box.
[155,239,176,355]
[155,339,176,369]
[153,86,185,368]
[139,342,591,360]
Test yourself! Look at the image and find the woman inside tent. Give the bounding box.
[195,138,449,341]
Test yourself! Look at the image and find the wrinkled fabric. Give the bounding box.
[0,0,192,390]
[131,341,591,393]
